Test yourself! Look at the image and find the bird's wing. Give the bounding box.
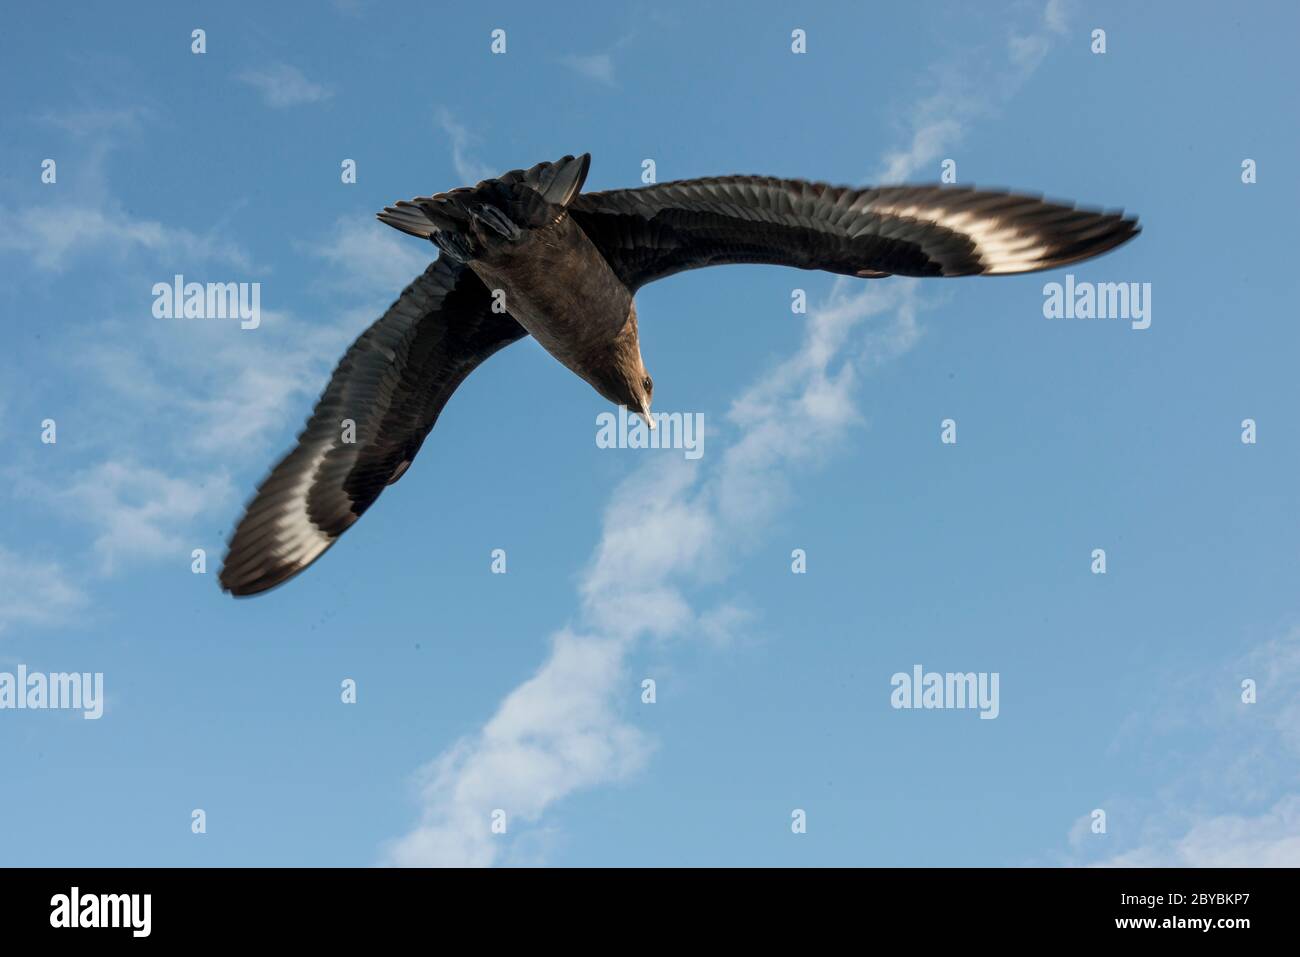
[568,177,1140,290]
[219,257,527,596]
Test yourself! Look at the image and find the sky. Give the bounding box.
[1,0,1298,867]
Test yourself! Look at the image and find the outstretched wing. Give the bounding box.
[569,177,1140,290]
[219,258,527,596]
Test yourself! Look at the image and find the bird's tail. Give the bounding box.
[497,153,591,208]
[377,154,591,262]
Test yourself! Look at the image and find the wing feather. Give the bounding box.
[219,257,526,596]
[569,177,1139,289]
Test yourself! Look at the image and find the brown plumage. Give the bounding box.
[219,153,1139,596]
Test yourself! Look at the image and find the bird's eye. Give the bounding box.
[642,376,653,393]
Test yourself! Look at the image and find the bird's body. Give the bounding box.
[219,153,1139,596]
[468,204,642,411]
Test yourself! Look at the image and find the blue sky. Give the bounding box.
[2,0,1298,866]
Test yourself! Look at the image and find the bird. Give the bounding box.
[218,153,1139,596]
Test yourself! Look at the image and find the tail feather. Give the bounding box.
[509,153,591,207]
[376,202,438,239]
[377,153,592,248]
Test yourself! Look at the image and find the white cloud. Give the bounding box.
[183,218,430,456]
[435,109,494,185]
[237,63,332,108]
[12,212,419,590]
[1243,626,1300,756]
[58,304,351,466]
[1044,0,1070,36]
[0,546,87,634]
[0,203,251,273]
[0,106,251,274]
[47,461,232,574]
[38,106,149,138]
[385,629,651,866]
[1067,627,1300,867]
[182,314,351,457]
[384,280,921,867]
[311,216,434,296]
[2,105,435,628]
[1097,796,1300,867]
[875,0,1071,182]
[560,53,616,86]
[55,217,421,465]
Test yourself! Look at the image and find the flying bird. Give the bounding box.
[219,154,1139,595]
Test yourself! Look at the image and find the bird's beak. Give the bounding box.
[638,404,655,429]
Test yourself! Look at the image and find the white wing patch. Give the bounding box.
[864,199,1051,275]
[273,443,336,569]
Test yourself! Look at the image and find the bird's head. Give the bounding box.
[593,305,655,429]
[601,359,654,430]
[633,371,655,429]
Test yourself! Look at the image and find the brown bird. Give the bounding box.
[219,153,1139,596]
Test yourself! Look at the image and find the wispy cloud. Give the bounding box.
[0,546,87,634]
[0,106,251,273]
[51,217,418,466]
[386,629,652,866]
[237,63,332,109]
[559,52,616,86]
[44,461,233,575]
[876,0,1071,182]
[179,312,353,458]
[311,216,434,296]
[182,219,430,457]
[558,32,633,88]
[1063,625,1300,867]
[385,280,921,866]
[435,108,493,185]
[1,114,392,590]
[38,106,149,138]
[1044,0,1070,36]
[1096,796,1300,866]
[0,203,251,273]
